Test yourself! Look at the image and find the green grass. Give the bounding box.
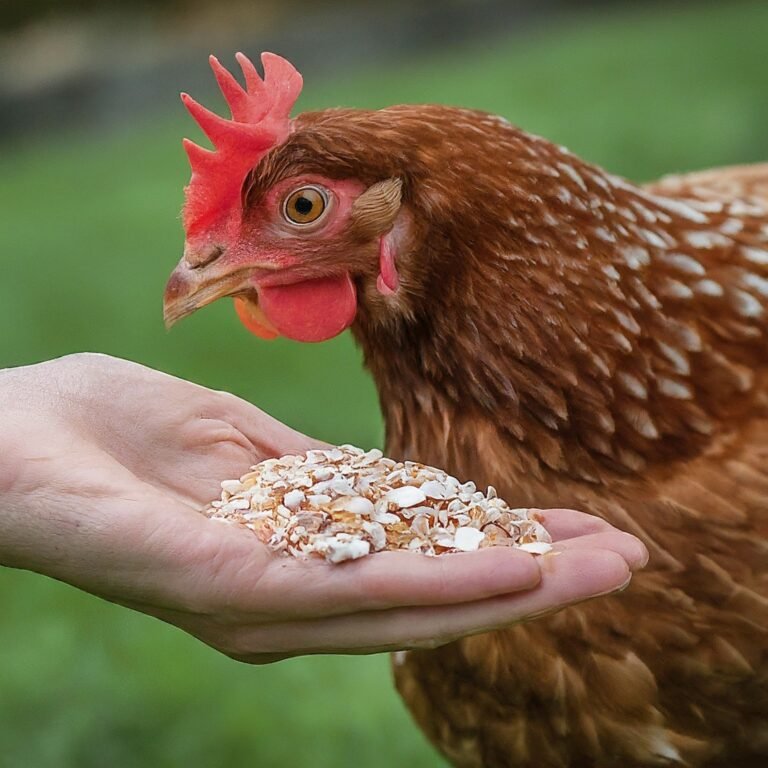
[1,1,766,765]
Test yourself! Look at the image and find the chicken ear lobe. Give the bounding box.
[377,234,400,295]
[350,178,403,238]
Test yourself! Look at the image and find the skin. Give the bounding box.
[0,353,647,663]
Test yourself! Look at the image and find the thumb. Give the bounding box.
[212,390,329,458]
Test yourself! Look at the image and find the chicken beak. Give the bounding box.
[163,245,357,343]
[163,258,234,328]
[163,239,255,328]
[163,247,282,339]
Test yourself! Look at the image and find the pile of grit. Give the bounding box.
[203,445,553,563]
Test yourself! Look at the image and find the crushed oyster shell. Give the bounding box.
[203,445,553,564]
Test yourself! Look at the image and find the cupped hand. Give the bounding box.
[0,353,647,663]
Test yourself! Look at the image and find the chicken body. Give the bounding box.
[294,108,767,767]
[345,124,768,766]
[168,88,768,767]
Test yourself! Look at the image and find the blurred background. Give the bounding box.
[1,0,766,765]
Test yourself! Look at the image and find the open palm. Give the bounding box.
[0,354,646,663]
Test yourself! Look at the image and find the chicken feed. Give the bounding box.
[203,445,552,563]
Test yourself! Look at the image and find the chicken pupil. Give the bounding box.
[295,196,313,214]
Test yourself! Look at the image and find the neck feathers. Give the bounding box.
[357,130,768,482]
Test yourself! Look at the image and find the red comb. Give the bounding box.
[181,52,303,236]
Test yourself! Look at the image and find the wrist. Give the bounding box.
[0,371,23,497]
[0,439,28,570]
[0,372,43,570]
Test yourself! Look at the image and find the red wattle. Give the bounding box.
[257,274,357,342]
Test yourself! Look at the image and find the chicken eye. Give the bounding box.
[283,186,328,225]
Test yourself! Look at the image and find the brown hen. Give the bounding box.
[164,55,768,768]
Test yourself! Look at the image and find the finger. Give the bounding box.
[182,524,542,619]
[106,498,539,621]
[553,530,648,570]
[170,511,644,621]
[205,548,631,659]
[149,501,640,622]
[532,508,614,540]
[248,546,542,618]
[145,429,257,508]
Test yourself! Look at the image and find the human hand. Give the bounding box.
[0,353,647,662]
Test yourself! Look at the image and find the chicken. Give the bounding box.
[163,54,768,767]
